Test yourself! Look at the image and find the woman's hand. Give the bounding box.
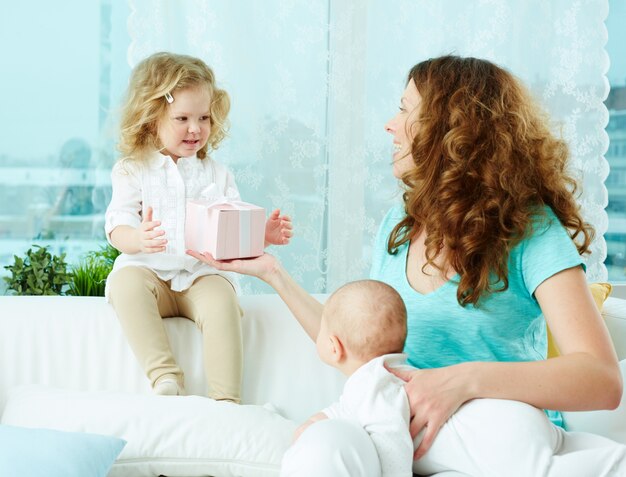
[389,365,471,460]
[188,249,323,339]
[265,209,293,247]
[186,250,280,282]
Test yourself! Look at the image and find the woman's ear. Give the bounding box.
[329,335,346,363]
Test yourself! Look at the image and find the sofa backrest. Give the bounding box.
[0,295,344,423]
[1,294,624,423]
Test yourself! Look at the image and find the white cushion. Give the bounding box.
[1,385,296,477]
[562,359,626,444]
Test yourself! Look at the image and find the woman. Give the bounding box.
[188,55,623,475]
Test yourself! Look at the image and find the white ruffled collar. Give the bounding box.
[147,150,201,169]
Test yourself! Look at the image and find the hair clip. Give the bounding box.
[164,92,174,104]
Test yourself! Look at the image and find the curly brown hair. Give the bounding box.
[118,52,230,160]
[388,55,594,307]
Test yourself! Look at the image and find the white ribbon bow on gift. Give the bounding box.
[199,183,242,204]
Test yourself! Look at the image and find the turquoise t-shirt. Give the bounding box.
[369,205,584,427]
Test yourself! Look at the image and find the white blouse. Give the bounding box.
[104,151,240,297]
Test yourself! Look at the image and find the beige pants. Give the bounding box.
[107,266,243,402]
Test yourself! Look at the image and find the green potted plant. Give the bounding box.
[67,244,120,297]
[3,245,72,295]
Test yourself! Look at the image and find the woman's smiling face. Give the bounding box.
[384,79,422,179]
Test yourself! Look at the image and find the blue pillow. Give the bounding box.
[0,424,126,477]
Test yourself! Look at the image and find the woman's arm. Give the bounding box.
[467,266,622,411]
[392,266,622,459]
[186,251,323,340]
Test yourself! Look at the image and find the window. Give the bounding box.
[605,0,626,282]
[0,1,130,292]
[1,1,623,293]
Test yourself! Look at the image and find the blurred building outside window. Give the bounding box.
[605,0,626,282]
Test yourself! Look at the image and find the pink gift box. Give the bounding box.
[185,199,265,260]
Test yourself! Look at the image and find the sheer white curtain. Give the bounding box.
[128,0,609,292]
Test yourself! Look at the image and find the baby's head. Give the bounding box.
[118,51,230,161]
[316,280,407,371]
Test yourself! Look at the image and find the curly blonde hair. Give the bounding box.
[388,55,594,307]
[118,52,230,160]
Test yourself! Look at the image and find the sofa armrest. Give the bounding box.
[603,296,626,361]
[562,296,626,443]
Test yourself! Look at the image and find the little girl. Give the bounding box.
[105,52,292,402]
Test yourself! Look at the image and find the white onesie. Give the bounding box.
[322,353,413,477]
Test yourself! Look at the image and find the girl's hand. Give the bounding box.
[136,206,167,253]
[186,250,279,282]
[389,365,470,460]
[264,209,293,247]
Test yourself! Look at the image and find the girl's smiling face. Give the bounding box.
[384,79,422,179]
[158,87,212,161]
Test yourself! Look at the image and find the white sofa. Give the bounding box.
[0,294,625,476]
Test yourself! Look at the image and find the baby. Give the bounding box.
[281,279,626,477]
[281,279,413,476]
